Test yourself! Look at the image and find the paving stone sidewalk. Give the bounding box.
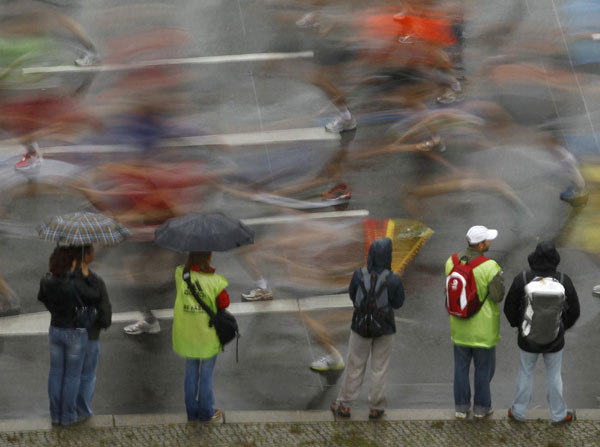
[0,418,598,447]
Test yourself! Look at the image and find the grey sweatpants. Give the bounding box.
[336,330,394,410]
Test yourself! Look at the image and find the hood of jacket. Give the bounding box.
[527,242,560,275]
[367,237,392,273]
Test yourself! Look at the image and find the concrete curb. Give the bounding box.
[1,409,600,432]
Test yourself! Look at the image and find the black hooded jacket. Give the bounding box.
[503,242,580,353]
[348,238,405,335]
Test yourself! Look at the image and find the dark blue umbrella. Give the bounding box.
[154,212,254,253]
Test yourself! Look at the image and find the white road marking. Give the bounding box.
[0,127,339,157]
[0,294,361,336]
[21,51,314,75]
[242,210,369,226]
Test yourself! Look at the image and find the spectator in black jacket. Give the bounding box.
[74,245,112,421]
[38,246,101,426]
[504,242,580,424]
[330,237,405,420]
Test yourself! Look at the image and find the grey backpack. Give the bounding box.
[521,272,565,345]
[352,267,393,338]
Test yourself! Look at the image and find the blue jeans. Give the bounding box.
[77,339,100,418]
[453,345,495,415]
[48,326,88,425]
[184,356,218,421]
[510,349,567,422]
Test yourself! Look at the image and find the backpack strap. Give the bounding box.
[451,253,459,265]
[467,255,489,269]
[182,270,216,319]
[452,253,488,268]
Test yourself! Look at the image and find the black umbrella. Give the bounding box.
[154,212,254,253]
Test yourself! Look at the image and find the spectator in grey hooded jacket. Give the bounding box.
[330,237,405,420]
[504,242,580,424]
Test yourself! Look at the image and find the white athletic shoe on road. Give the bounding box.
[123,319,161,335]
[310,355,345,372]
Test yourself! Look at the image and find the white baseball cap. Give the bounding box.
[466,225,498,244]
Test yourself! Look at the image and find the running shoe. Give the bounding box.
[560,185,589,206]
[436,89,464,105]
[325,116,357,133]
[241,288,274,302]
[14,153,42,171]
[75,51,101,67]
[296,12,319,28]
[322,183,351,200]
[310,355,345,371]
[455,411,469,420]
[123,319,161,335]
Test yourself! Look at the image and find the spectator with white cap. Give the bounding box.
[445,225,504,420]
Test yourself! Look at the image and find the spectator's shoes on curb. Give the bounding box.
[310,355,345,372]
[369,409,385,420]
[455,411,469,420]
[15,153,42,171]
[210,409,223,422]
[123,319,161,335]
[330,402,350,418]
[560,185,589,207]
[552,410,575,425]
[507,409,524,422]
[473,408,494,419]
[325,116,357,133]
[241,288,274,302]
[322,183,351,200]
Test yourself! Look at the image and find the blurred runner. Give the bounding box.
[0,6,99,171]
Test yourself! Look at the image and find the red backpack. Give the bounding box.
[445,254,489,318]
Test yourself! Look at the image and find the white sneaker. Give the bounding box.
[455,411,469,419]
[124,319,161,335]
[296,12,319,28]
[436,88,464,105]
[325,116,357,133]
[74,51,101,67]
[310,355,345,371]
[241,288,274,302]
[473,408,494,419]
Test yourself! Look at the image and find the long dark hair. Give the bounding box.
[184,251,212,273]
[49,246,76,277]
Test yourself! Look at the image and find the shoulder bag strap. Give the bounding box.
[183,270,216,323]
[71,281,85,308]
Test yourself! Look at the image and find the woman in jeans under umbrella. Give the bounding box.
[38,246,101,426]
[172,251,230,421]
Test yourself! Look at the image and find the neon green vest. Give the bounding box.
[446,256,502,348]
[172,265,228,359]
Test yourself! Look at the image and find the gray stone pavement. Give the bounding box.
[0,410,599,447]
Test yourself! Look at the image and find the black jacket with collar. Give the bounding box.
[503,242,580,353]
[38,270,102,329]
